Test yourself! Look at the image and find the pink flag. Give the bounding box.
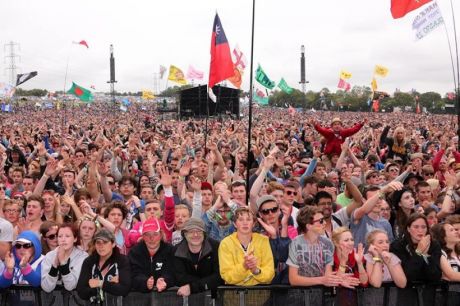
[232,44,247,70]
[288,105,296,116]
[186,65,204,81]
[338,78,351,91]
[447,92,456,100]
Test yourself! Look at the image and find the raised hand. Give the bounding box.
[158,166,172,187]
[354,243,364,264]
[257,218,277,239]
[189,176,202,192]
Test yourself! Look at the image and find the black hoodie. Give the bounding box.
[128,240,175,293]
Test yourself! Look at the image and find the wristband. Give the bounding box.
[373,257,383,263]
[253,268,261,275]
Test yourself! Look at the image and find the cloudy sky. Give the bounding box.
[1,0,459,94]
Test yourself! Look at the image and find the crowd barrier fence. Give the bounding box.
[0,282,455,306]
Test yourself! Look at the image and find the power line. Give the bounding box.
[4,41,20,85]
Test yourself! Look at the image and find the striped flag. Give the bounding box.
[186,65,204,81]
[159,65,167,78]
[16,71,38,86]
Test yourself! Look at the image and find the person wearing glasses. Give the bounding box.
[41,223,88,292]
[2,200,21,230]
[173,218,223,297]
[39,221,59,255]
[0,230,44,288]
[390,213,442,306]
[287,206,341,304]
[254,195,293,284]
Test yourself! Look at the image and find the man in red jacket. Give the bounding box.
[312,117,366,168]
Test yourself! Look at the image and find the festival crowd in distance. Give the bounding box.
[0,100,459,305]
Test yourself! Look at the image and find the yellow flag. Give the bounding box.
[142,91,155,99]
[371,78,378,91]
[168,65,187,85]
[374,65,389,77]
[340,70,352,79]
[56,101,61,110]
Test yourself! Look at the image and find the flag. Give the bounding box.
[412,2,444,40]
[142,91,155,100]
[391,0,432,19]
[186,65,204,81]
[232,44,247,71]
[208,13,235,88]
[372,100,380,112]
[66,82,93,102]
[73,40,89,48]
[208,87,217,103]
[374,65,389,77]
[415,95,421,114]
[447,92,456,100]
[0,83,16,98]
[255,64,275,89]
[371,78,378,91]
[16,71,38,86]
[345,82,351,92]
[168,65,187,85]
[1,104,12,112]
[159,65,167,79]
[288,105,296,116]
[227,66,242,88]
[253,85,269,105]
[278,78,293,94]
[122,98,131,106]
[337,78,351,90]
[340,70,352,79]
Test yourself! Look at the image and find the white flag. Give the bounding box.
[412,2,444,40]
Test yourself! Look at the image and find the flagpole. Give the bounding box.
[447,0,460,150]
[245,0,256,205]
[62,50,71,127]
[205,84,209,154]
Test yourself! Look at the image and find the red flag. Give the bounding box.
[73,40,89,48]
[447,92,456,100]
[208,14,235,88]
[391,0,432,19]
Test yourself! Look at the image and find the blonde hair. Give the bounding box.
[366,229,388,246]
[331,227,351,246]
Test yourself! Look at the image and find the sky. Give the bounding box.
[1,0,459,95]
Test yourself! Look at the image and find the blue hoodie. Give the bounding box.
[0,231,44,288]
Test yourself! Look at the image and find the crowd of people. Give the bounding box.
[0,100,459,305]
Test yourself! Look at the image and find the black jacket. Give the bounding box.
[390,236,442,283]
[129,240,175,293]
[173,238,223,293]
[76,251,131,301]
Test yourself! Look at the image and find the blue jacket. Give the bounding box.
[0,231,44,288]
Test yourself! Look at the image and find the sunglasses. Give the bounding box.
[285,190,298,196]
[260,207,279,215]
[389,168,399,172]
[15,243,33,249]
[46,234,57,240]
[0,185,5,191]
[312,218,325,225]
[424,172,434,176]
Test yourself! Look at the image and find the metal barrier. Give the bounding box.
[0,282,454,306]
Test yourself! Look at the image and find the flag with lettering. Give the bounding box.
[255,64,275,89]
[391,0,432,19]
[412,2,444,40]
[278,78,293,94]
[142,91,155,100]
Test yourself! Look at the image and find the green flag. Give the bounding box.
[278,78,293,94]
[255,65,275,89]
[253,86,269,105]
[67,82,93,102]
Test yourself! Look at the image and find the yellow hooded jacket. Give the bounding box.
[218,232,275,286]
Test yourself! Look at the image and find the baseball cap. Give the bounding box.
[0,219,14,242]
[183,218,205,232]
[256,195,277,211]
[14,237,32,245]
[365,170,379,179]
[93,228,115,243]
[142,218,161,234]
